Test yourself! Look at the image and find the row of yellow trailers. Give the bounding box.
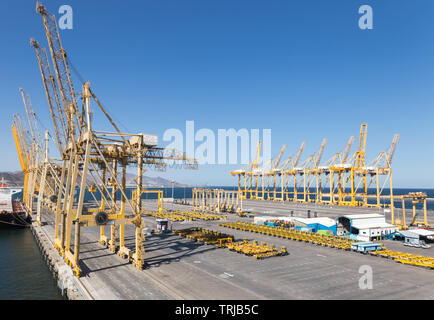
[143,210,226,221]
[219,221,434,269]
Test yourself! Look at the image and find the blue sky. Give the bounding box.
[1,0,434,187]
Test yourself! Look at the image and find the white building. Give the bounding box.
[336,213,398,241]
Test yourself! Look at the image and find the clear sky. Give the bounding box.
[1,0,434,188]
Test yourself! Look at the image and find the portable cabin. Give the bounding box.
[351,242,383,253]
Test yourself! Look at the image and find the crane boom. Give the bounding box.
[14,114,30,163]
[292,142,306,168]
[252,140,262,170]
[19,88,37,143]
[31,39,67,155]
[385,134,399,168]
[356,123,368,167]
[314,138,327,168]
[36,2,83,146]
[19,88,43,160]
[341,136,354,164]
[273,145,286,169]
[12,115,28,171]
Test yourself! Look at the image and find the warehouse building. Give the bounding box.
[336,213,398,241]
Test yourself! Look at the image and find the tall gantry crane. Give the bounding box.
[318,135,354,205]
[36,2,83,147]
[12,114,31,206]
[363,133,400,217]
[304,138,327,203]
[18,89,44,211]
[230,140,262,200]
[277,142,306,202]
[12,2,198,277]
[30,38,68,156]
[229,123,404,225]
[15,89,62,225]
[255,144,286,200]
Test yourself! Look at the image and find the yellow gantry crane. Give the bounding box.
[12,2,198,277]
[259,144,286,201]
[12,114,31,205]
[319,135,355,205]
[229,123,414,229]
[230,140,262,200]
[303,138,327,203]
[279,142,306,202]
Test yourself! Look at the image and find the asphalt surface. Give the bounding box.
[38,199,434,300]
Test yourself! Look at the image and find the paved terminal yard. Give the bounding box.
[38,199,434,300]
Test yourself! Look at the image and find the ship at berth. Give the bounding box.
[0,178,31,229]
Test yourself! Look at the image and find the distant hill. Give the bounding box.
[125,173,190,187]
[0,171,24,187]
[0,171,190,188]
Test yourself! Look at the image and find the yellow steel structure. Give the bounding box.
[221,222,434,269]
[12,2,198,277]
[192,188,242,213]
[316,135,354,205]
[230,140,262,200]
[144,210,225,221]
[257,145,286,201]
[279,142,306,202]
[393,192,428,229]
[371,248,434,269]
[219,221,356,251]
[132,189,164,213]
[228,124,422,229]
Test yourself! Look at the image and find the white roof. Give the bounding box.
[294,217,336,227]
[398,230,420,238]
[254,216,295,223]
[352,222,398,230]
[363,166,377,171]
[409,229,434,237]
[343,213,385,220]
[334,163,352,169]
[277,216,295,222]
